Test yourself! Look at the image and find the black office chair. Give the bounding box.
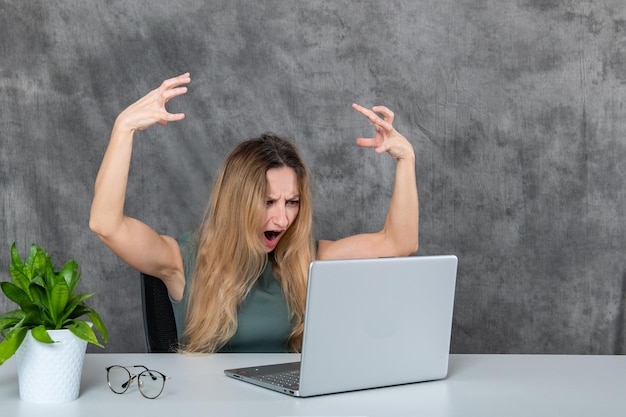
[140,273,179,353]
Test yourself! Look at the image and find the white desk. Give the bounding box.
[0,353,624,416]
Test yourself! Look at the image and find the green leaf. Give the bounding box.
[25,244,38,269]
[30,275,46,288]
[31,246,49,276]
[33,309,53,328]
[59,293,94,323]
[66,304,91,320]
[0,309,25,320]
[87,310,109,343]
[0,310,25,334]
[10,242,23,270]
[8,264,31,293]
[31,325,54,344]
[0,282,33,309]
[0,327,27,365]
[67,320,102,348]
[58,260,80,293]
[43,263,56,293]
[48,279,70,326]
[28,282,47,307]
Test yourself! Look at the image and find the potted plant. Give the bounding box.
[0,242,108,403]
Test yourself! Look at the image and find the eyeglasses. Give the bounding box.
[106,365,171,399]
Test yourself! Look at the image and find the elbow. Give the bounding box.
[385,224,419,256]
[389,233,418,257]
[88,216,106,239]
[403,236,419,256]
[399,223,419,256]
[409,237,419,255]
[89,211,114,240]
[402,226,419,255]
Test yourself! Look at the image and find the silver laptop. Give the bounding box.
[224,255,458,397]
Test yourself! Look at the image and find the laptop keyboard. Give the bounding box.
[251,370,300,390]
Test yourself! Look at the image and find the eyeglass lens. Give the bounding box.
[107,365,167,399]
[138,370,166,398]
[107,366,132,394]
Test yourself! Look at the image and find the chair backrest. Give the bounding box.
[140,273,179,353]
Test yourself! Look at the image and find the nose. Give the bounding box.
[271,205,289,228]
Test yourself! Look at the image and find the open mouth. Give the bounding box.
[264,231,281,241]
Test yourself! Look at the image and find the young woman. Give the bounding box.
[89,73,418,353]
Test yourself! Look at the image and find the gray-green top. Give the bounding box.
[170,232,292,352]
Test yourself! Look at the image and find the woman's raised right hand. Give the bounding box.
[115,73,191,132]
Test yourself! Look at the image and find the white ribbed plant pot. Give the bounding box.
[15,328,88,403]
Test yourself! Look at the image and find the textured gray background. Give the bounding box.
[1,1,625,354]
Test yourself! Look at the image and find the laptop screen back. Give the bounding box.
[298,255,458,397]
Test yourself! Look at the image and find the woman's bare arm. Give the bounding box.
[317,104,418,260]
[89,73,191,299]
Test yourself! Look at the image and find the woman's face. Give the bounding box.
[261,167,300,252]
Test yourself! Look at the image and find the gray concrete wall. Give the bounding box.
[1,0,625,353]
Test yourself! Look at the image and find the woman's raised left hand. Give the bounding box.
[352,103,415,160]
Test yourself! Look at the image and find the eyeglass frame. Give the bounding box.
[105,365,171,399]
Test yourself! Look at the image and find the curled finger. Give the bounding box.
[374,117,394,135]
[372,105,394,124]
[162,86,188,104]
[160,73,191,90]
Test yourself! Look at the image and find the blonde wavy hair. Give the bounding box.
[182,134,315,353]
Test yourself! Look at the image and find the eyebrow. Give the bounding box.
[266,194,300,200]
